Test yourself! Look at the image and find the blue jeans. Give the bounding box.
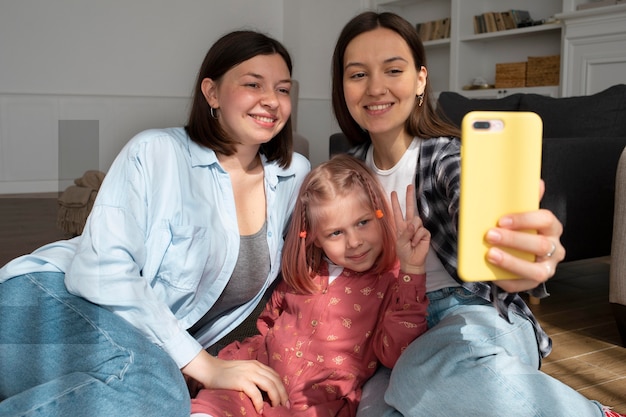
[0,272,190,417]
[356,287,605,417]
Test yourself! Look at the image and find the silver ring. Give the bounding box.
[545,241,556,258]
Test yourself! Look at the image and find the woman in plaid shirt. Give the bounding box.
[329,10,623,417]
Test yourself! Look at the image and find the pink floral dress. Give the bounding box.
[191,262,428,416]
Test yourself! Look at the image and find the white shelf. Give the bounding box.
[375,0,422,6]
[423,38,451,48]
[461,86,559,98]
[459,22,562,42]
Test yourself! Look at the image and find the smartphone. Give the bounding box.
[457,111,543,282]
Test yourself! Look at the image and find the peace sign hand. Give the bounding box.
[391,184,431,275]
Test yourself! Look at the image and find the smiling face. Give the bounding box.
[342,27,426,141]
[202,53,292,147]
[314,189,384,273]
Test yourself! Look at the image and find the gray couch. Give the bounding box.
[435,84,626,263]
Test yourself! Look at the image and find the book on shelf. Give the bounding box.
[494,12,507,31]
[438,17,451,39]
[416,17,451,41]
[473,15,485,34]
[416,21,432,40]
[500,11,516,30]
[510,10,533,27]
[483,12,498,32]
[473,9,537,34]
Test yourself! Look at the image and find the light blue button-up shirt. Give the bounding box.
[0,127,310,368]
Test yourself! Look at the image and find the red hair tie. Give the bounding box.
[375,209,384,219]
[299,231,307,238]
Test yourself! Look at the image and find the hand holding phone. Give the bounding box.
[457,111,543,282]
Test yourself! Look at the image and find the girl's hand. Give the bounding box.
[182,349,289,414]
[391,184,431,274]
[485,181,565,292]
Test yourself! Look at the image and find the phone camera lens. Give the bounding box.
[473,121,491,129]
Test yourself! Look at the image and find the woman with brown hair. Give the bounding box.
[0,30,309,416]
[331,11,623,417]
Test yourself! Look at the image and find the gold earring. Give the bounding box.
[417,93,424,107]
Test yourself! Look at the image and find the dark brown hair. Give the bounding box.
[185,30,294,167]
[281,154,397,294]
[331,11,460,146]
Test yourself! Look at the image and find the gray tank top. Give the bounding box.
[189,222,269,335]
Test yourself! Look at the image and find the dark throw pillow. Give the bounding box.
[519,84,626,138]
[436,91,523,127]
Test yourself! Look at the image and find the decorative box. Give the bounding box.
[526,55,560,87]
[495,62,527,88]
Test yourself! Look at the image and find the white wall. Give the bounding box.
[1,0,286,97]
[2,0,367,193]
[283,0,370,168]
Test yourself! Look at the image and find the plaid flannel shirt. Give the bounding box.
[350,136,552,360]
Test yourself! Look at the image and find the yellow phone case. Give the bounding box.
[458,111,543,281]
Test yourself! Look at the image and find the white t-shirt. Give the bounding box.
[366,138,459,293]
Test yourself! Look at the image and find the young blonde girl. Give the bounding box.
[191,154,430,416]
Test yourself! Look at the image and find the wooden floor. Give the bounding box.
[529,257,626,413]
[1,195,625,412]
[0,194,71,265]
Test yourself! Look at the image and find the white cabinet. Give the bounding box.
[557,4,626,96]
[373,0,564,97]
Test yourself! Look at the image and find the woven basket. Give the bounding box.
[526,55,560,87]
[495,62,527,88]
